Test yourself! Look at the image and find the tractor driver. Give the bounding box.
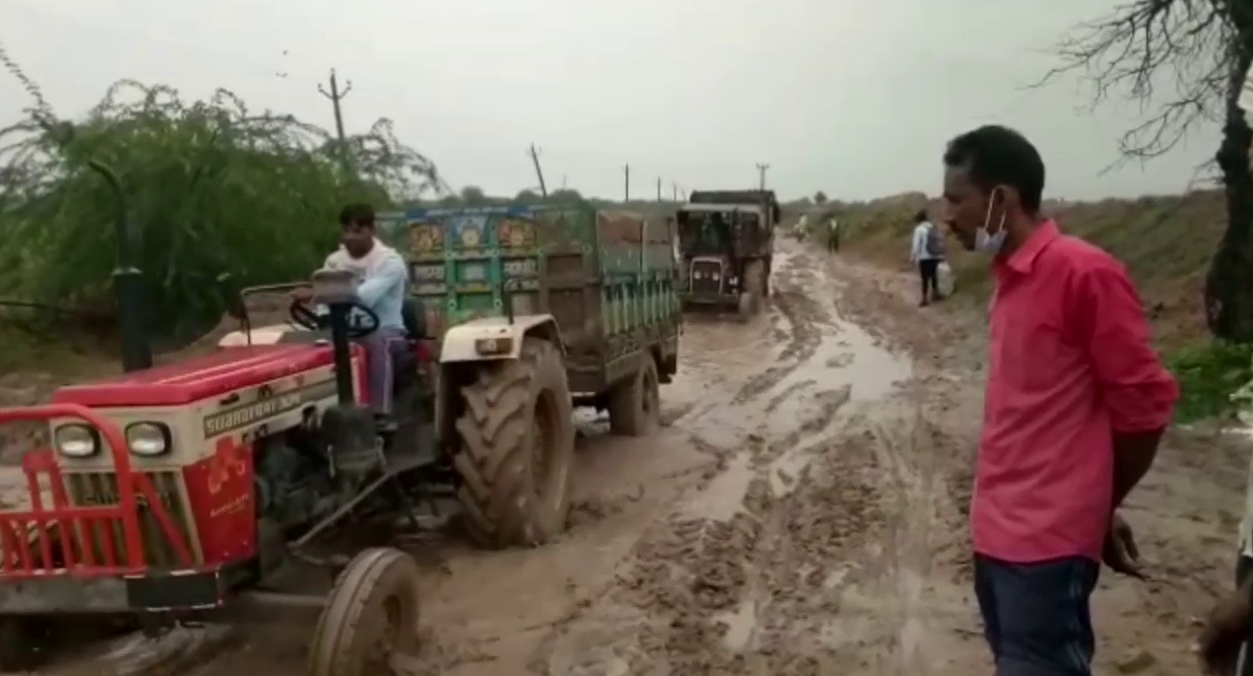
[292,203,410,424]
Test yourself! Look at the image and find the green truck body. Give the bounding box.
[378,204,681,392]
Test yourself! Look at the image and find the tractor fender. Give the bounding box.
[439,315,564,363]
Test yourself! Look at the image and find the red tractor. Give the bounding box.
[0,268,441,675]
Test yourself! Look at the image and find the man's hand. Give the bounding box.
[290,286,313,303]
[1196,589,1253,675]
[1103,512,1145,579]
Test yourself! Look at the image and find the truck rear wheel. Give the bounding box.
[453,337,575,548]
[608,355,660,436]
[309,548,422,676]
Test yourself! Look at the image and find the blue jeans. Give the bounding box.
[974,554,1100,676]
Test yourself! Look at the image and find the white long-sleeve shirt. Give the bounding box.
[910,222,941,262]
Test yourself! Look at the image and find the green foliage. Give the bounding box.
[0,79,446,343]
[1166,341,1253,423]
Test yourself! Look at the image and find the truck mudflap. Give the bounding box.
[0,404,218,613]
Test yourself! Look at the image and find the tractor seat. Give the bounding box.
[391,298,430,392]
[401,298,426,341]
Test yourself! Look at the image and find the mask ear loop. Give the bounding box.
[983,188,1007,236]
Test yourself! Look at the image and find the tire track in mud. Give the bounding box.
[534,244,932,675]
[730,262,827,406]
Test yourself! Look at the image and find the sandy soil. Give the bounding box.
[6,239,1249,675]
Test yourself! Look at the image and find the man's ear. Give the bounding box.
[995,185,1022,213]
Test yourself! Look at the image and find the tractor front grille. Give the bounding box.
[65,471,199,568]
[688,260,725,296]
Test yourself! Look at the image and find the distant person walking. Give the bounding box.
[909,209,944,306]
[827,215,841,253]
[942,124,1178,676]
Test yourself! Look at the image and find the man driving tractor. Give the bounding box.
[292,203,410,425]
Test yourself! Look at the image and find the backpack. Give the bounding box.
[924,223,946,257]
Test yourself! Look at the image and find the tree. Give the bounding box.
[514,189,541,202]
[459,185,488,205]
[0,79,446,341]
[1040,1,1253,340]
[814,191,828,205]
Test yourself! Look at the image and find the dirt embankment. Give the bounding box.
[793,190,1225,351]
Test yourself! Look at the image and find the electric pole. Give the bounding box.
[756,163,769,190]
[317,69,352,143]
[623,164,631,201]
[529,144,548,197]
[656,177,662,201]
[672,183,679,201]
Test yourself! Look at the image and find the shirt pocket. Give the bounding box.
[994,313,1068,393]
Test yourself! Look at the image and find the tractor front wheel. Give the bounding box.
[453,337,576,548]
[309,548,422,676]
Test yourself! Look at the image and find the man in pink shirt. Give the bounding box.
[941,125,1179,676]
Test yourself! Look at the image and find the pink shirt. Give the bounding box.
[972,221,1179,563]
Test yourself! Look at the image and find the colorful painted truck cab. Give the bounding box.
[380,203,680,541]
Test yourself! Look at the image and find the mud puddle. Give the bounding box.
[533,241,933,676]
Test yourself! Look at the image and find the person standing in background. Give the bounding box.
[827,214,841,253]
[909,209,943,306]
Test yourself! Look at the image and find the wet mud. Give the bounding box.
[9,240,1248,675]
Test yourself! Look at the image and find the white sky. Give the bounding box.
[2,0,1220,201]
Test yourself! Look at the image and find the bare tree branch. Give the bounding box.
[1033,0,1231,164]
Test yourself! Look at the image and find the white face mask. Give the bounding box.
[976,189,1007,253]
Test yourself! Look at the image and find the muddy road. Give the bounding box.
[23,240,1251,675]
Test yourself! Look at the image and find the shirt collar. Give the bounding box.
[997,220,1059,275]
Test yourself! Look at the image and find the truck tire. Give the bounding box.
[309,548,422,676]
[745,259,767,302]
[453,337,575,548]
[608,354,660,436]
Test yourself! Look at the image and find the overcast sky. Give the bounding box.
[2,0,1219,202]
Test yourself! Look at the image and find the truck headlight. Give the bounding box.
[54,424,99,458]
[125,422,170,457]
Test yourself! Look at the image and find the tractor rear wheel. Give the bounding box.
[737,259,766,321]
[309,548,422,676]
[453,337,575,548]
[607,355,660,436]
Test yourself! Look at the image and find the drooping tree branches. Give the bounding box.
[0,72,450,341]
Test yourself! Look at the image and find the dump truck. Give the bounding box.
[677,189,781,318]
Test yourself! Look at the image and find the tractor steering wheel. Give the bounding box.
[288,299,380,339]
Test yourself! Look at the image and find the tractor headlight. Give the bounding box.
[54,424,99,458]
[125,422,170,457]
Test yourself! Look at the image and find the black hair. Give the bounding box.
[339,203,376,228]
[913,209,928,224]
[943,125,1044,213]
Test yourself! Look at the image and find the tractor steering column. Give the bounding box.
[290,268,380,405]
